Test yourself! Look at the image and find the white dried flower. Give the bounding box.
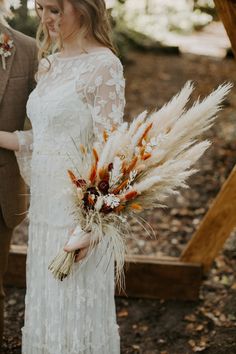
[144,145,153,153]
[144,137,157,152]
[103,194,120,208]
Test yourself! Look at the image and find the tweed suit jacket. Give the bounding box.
[0,23,37,228]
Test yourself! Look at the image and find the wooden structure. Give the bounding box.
[214,0,236,57]
[4,1,236,300]
[5,167,236,300]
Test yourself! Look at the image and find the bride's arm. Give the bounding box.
[84,56,125,143]
[0,130,33,152]
[65,56,125,261]
[0,131,20,151]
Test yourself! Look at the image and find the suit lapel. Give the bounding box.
[0,24,16,106]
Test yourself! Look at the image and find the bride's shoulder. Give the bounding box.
[95,49,122,68]
[90,49,124,77]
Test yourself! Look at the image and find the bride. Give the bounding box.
[0,0,125,352]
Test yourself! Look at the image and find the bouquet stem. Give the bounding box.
[48,249,76,281]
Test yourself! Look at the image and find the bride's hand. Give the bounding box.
[64,230,91,262]
[64,229,91,252]
[74,247,90,262]
[0,131,20,151]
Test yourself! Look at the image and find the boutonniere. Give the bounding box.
[0,33,14,70]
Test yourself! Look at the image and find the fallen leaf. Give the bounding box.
[196,324,204,332]
[185,314,197,322]
[117,309,128,318]
[231,282,236,290]
[132,344,140,350]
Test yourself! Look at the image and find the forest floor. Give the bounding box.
[2,23,236,354]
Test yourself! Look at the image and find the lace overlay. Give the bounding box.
[15,49,125,354]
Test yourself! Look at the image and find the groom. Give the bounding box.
[0,0,37,347]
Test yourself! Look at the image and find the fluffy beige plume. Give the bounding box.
[148,81,194,135]
[131,120,151,147]
[133,158,192,194]
[98,124,130,170]
[162,83,232,158]
[144,140,210,182]
[141,83,231,171]
[128,110,148,137]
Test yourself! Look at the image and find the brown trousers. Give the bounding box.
[0,209,12,348]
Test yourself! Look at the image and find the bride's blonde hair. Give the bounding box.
[36,0,116,61]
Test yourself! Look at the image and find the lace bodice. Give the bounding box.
[17,48,125,153]
[15,48,125,185]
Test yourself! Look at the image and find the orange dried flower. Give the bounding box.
[92,148,99,165]
[126,156,138,174]
[139,146,146,157]
[98,167,109,182]
[122,161,127,175]
[88,195,95,206]
[131,203,142,211]
[67,170,77,185]
[125,190,138,201]
[138,123,153,146]
[89,165,97,184]
[142,153,152,160]
[115,204,126,213]
[98,168,106,180]
[103,130,108,142]
[112,179,129,194]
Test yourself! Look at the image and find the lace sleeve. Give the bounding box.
[14,130,33,186]
[83,56,125,142]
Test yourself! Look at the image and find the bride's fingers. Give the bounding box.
[64,232,92,252]
[74,247,89,262]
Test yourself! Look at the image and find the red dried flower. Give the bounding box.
[98,180,109,194]
[108,163,113,171]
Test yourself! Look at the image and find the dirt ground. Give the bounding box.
[3,33,236,353]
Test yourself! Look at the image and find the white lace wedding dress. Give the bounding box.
[15,48,125,354]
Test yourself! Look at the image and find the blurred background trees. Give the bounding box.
[8,0,38,37]
[8,0,217,55]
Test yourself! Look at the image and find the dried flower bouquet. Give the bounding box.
[48,82,231,283]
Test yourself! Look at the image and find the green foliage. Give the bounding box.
[7,0,38,38]
[8,13,38,38]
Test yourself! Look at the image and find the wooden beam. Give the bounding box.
[119,255,202,300]
[214,0,236,58]
[181,165,236,271]
[5,245,202,300]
